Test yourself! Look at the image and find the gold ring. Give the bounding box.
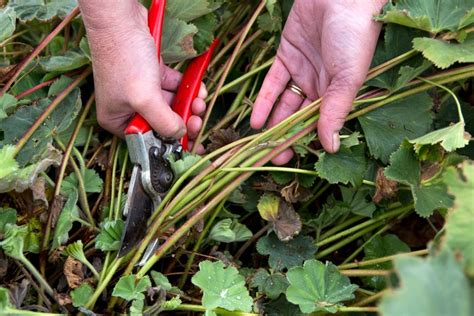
[287,82,306,99]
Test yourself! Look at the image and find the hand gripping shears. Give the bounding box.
[118,0,217,262]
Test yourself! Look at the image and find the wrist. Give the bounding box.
[78,0,141,31]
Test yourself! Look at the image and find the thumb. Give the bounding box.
[134,89,186,139]
[317,76,360,153]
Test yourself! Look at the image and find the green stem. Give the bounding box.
[4,308,59,316]
[114,148,129,220]
[318,215,363,242]
[86,257,123,310]
[342,224,391,264]
[109,142,122,220]
[337,306,378,313]
[19,255,54,297]
[221,166,318,176]
[169,304,259,316]
[337,249,429,270]
[340,269,391,277]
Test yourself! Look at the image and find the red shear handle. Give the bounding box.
[171,38,219,150]
[125,0,166,135]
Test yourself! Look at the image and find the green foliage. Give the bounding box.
[0,94,17,120]
[413,36,474,69]
[8,0,77,22]
[0,7,16,42]
[410,122,470,152]
[0,208,16,235]
[95,219,125,252]
[377,0,474,33]
[444,161,474,275]
[314,144,367,186]
[151,271,173,291]
[191,260,253,312]
[286,259,358,313]
[52,192,79,249]
[169,152,210,178]
[384,142,453,216]
[61,168,103,196]
[358,93,433,164]
[208,219,252,243]
[71,284,94,307]
[112,275,152,301]
[40,48,90,73]
[379,249,471,316]
[250,269,288,299]
[362,234,410,290]
[256,233,317,271]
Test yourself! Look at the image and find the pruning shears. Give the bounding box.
[118,0,217,262]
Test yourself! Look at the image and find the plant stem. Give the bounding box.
[342,224,391,264]
[19,255,54,297]
[114,148,128,220]
[337,249,429,270]
[86,257,123,310]
[1,7,80,93]
[338,306,378,313]
[353,290,387,307]
[169,304,259,315]
[318,215,363,242]
[221,166,318,176]
[340,269,391,277]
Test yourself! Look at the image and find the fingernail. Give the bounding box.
[332,132,340,152]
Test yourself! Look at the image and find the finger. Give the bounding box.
[134,89,186,139]
[192,98,206,116]
[198,82,208,99]
[189,141,205,155]
[271,149,294,165]
[161,65,183,91]
[187,115,202,139]
[162,90,175,105]
[250,58,290,129]
[318,75,360,153]
[268,88,305,127]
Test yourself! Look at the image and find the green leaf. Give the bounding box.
[384,142,453,216]
[444,161,474,275]
[379,249,471,316]
[362,234,410,290]
[52,192,79,249]
[340,186,377,218]
[0,224,27,260]
[0,208,17,235]
[79,37,91,60]
[112,275,152,301]
[314,144,367,186]
[286,259,358,313]
[258,3,282,33]
[193,13,218,53]
[265,0,277,15]
[130,297,144,315]
[1,88,81,166]
[250,269,289,300]
[413,36,474,69]
[40,49,90,73]
[191,260,253,312]
[410,122,470,152]
[256,233,317,271]
[0,145,62,193]
[0,287,13,312]
[161,17,198,63]
[95,219,124,252]
[264,295,303,316]
[358,93,433,164]
[8,0,77,22]
[169,152,210,178]
[208,219,252,243]
[0,94,18,120]
[0,8,16,43]
[377,0,474,33]
[61,168,103,196]
[257,193,280,221]
[166,0,216,22]
[161,296,182,311]
[151,271,172,291]
[71,284,94,307]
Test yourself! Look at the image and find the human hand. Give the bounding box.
[250,0,386,164]
[79,0,207,143]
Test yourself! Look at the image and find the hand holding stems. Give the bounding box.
[77,0,207,151]
[251,0,387,164]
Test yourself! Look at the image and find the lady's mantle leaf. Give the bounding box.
[112,275,151,301]
[191,260,253,312]
[314,144,367,186]
[286,259,358,314]
[0,208,17,235]
[70,284,94,307]
[40,49,90,73]
[0,8,16,43]
[61,169,103,196]
[411,122,470,152]
[8,0,77,22]
[257,193,302,241]
[169,152,210,178]
[95,219,124,252]
[384,142,453,216]
[444,161,474,275]
[413,36,474,69]
[0,94,17,120]
[209,219,252,243]
[377,0,474,33]
[52,192,79,249]
[362,235,410,290]
[358,93,433,164]
[256,233,316,271]
[379,249,471,316]
[250,269,289,300]
[0,287,13,312]
[0,146,18,180]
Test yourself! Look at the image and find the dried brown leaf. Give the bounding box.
[281,180,312,203]
[55,293,72,306]
[31,177,48,208]
[207,128,240,153]
[64,257,84,289]
[373,168,399,204]
[273,200,302,241]
[420,162,442,182]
